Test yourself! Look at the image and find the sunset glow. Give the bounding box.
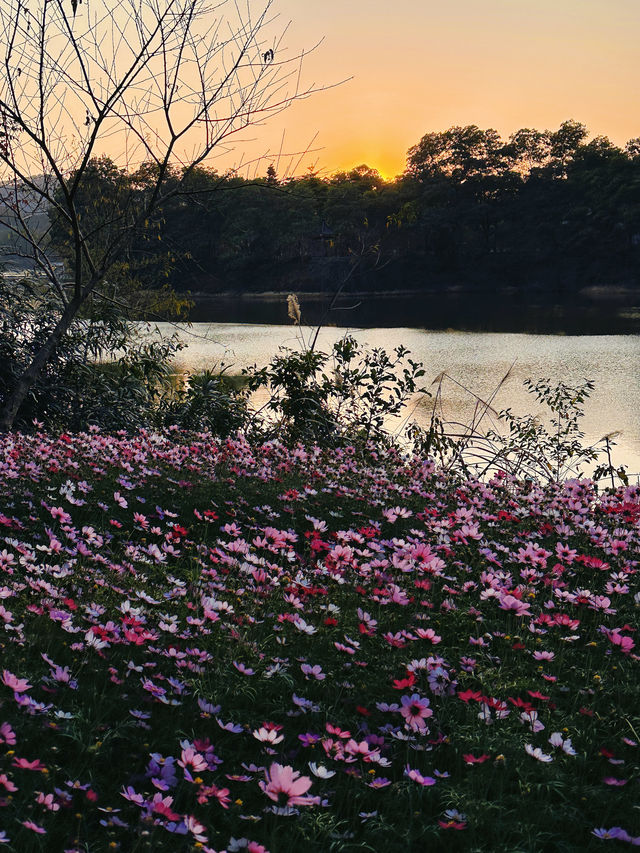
[225,0,640,179]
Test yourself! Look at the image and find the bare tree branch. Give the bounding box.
[0,0,326,430]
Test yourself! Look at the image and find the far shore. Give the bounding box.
[187,284,640,302]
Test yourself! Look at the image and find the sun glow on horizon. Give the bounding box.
[223,0,640,181]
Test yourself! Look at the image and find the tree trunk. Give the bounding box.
[0,295,84,432]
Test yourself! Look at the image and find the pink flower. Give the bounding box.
[178,747,208,773]
[120,786,144,804]
[405,765,436,786]
[520,710,545,733]
[197,784,231,808]
[151,793,180,820]
[260,763,318,807]
[498,593,531,616]
[22,820,46,834]
[0,722,16,745]
[300,663,325,680]
[415,628,441,644]
[12,757,46,771]
[345,739,380,762]
[36,791,60,811]
[607,630,635,654]
[0,773,18,792]
[463,753,490,765]
[399,693,433,732]
[49,506,72,523]
[183,815,208,842]
[548,733,577,755]
[2,670,32,693]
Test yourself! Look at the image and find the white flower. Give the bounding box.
[525,743,553,762]
[478,703,494,725]
[308,762,336,779]
[252,727,283,745]
[520,710,545,733]
[548,732,577,755]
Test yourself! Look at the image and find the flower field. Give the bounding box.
[0,429,638,852]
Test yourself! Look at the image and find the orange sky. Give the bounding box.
[216,0,640,180]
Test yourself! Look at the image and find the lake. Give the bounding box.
[150,318,640,477]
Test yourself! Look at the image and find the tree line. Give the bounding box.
[47,120,640,296]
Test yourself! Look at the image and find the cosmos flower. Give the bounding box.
[548,732,577,755]
[300,663,325,680]
[253,727,284,745]
[399,693,433,732]
[22,820,46,834]
[0,723,16,745]
[0,774,18,792]
[260,763,318,807]
[404,765,436,786]
[1,670,32,692]
[524,744,553,763]
[308,763,336,779]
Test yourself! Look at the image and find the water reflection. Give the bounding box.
[188,290,640,335]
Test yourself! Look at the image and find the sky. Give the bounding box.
[221,0,640,179]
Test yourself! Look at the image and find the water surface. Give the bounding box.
[152,322,640,476]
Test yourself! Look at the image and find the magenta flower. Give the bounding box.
[150,793,180,820]
[463,753,490,765]
[12,757,46,771]
[260,763,318,807]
